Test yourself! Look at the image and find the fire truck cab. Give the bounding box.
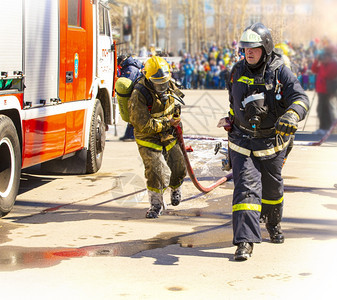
[0,0,118,216]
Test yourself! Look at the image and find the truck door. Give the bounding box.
[97,3,114,90]
[59,0,94,153]
[59,0,93,102]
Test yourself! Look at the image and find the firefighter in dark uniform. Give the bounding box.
[128,56,187,218]
[226,23,309,260]
[117,55,143,141]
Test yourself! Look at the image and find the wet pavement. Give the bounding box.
[1,90,337,299]
[0,223,233,272]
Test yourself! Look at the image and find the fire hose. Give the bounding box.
[183,118,337,147]
[175,125,233,193]
[294,118,337,146]
[174,111,337,193]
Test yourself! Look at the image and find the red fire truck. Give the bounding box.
[0,0,118,216]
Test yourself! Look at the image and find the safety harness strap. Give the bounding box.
[134,83,153,110]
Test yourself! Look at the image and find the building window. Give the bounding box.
[156,14,166,29]
[178,14,184,29]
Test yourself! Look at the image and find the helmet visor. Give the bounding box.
[239,28,263,49]
[238,41,263,49]
[149,69,171,84]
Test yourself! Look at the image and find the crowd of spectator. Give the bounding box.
[155,37,337,91]
[169,42,240,90]
[118,37,337,133]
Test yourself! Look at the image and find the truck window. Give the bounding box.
[99,5,110,36]
[68,0,82,27]
[104,9,110,36]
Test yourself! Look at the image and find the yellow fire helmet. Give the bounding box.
[144,56,171,84]
[275,43,289,56]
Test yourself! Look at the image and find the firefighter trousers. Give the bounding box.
[137,143,187,195]
[229,139,287,245]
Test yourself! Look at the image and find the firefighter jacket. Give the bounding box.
[228,51,309,160]
[229,51,309,135]
[128,76,184,152]
[119,56,143,82]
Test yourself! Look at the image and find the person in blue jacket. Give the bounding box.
[226,23,309,261]
[118,55,143,141]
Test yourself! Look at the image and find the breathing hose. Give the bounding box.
[175,125,233,193]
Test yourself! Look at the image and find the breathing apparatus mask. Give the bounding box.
[151,81,170,104]
[152,81,169,94]
[149,80,185,107]
[242,92,268,130]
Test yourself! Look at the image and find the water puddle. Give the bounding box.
[0,222,22,244]
[0,223,232,271]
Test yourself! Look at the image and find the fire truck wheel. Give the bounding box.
[0,115,21,217]
[86,100,106,173]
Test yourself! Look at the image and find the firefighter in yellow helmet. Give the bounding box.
[128,56,187,218]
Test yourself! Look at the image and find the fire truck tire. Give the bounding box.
[0,115,21,217]
[86,99,106,173]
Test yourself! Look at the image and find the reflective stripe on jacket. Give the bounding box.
[228,136,291,158]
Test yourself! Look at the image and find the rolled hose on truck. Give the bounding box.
[175,125,233,193]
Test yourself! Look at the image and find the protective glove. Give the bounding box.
[173,104,181,119]
[275,110,300,136]
[217,112,234,132]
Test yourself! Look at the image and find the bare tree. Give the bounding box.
[109,0,337,56]
[213,0,223,48]
[197,0,207,52]
[165,0,172,53]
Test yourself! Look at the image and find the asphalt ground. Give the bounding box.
[0,90,337,299]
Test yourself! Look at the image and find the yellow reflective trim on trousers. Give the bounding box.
[252,137,290,157]
[165,139,177,152]
[228,140,251,156]
[262,196,284,205]
[293,100,309,111]
[232,203,261,212]
[136,138,163,151]
[169,183,182,190]
[147,186,167,194]
[229,108,234,116]
[151,103,175,118]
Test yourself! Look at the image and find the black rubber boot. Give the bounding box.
[145,203,163,218]
[266,223,284,243]
[171,187,182,206]
[234,242,253,261]
[146,190,164,219]
[120,123,135,141]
